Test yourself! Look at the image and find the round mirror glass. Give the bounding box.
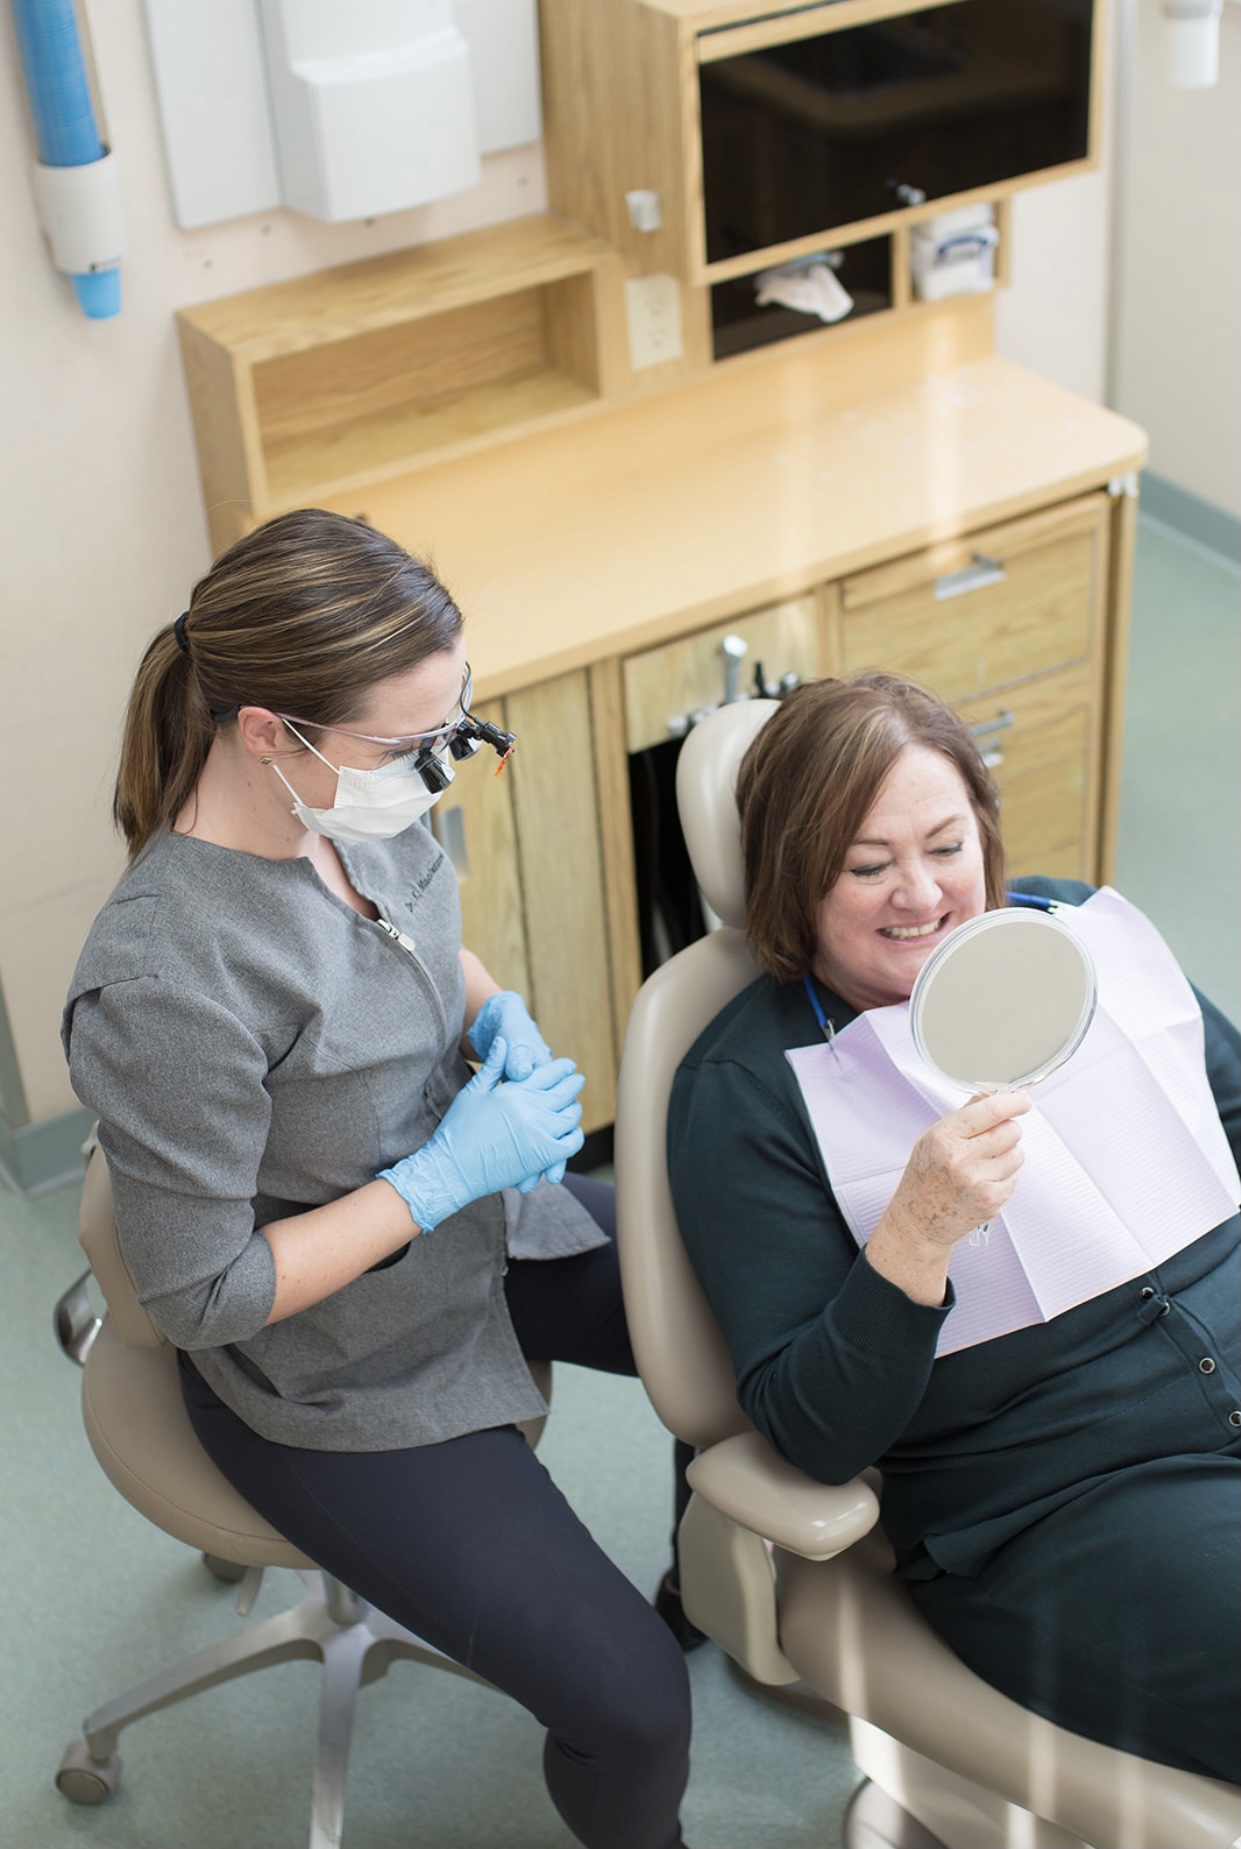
[910,909,1097,1092]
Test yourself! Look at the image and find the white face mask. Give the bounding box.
[270,727,454,846]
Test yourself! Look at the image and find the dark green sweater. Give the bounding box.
[667,879,1241,1577]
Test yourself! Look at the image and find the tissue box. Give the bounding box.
[910,204,998,302]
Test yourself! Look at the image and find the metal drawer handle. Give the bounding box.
[934,553,1006,601]
[968,708,1014,770]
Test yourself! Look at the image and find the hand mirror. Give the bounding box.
[910,908,1097,1093]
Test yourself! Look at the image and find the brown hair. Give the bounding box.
[737,672,1006,983]
[114,510,463,856]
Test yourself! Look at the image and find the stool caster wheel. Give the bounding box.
[203,1552,247,1583]
[56,1738,121,1805]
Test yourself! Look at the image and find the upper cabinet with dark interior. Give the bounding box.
[540,0,1101,287]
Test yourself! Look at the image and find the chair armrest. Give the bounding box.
[687,1431,880,1560]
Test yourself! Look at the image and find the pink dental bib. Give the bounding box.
[787,890,1240,1355]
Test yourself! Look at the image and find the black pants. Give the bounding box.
[180,1176,693,1849]
[910,1452,1241,1783]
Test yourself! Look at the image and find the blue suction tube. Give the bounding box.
[11,0,121,317]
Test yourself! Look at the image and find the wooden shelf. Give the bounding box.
[177,214,625,550]
[261,372,598,507]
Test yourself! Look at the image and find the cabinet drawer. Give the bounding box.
[839,498,1108,704]
[623,595,821,754]
[957,664,1095,879]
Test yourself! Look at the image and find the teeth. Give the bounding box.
[882,919,943,940]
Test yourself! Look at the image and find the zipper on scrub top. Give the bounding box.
[372,915,450,1042]
[375,917,418,957]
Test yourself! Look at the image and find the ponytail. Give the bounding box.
[113,621,218,856]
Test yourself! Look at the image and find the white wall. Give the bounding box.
[1110,0,1240,515]
[1,0,1119,1130]
[995,172,1113,406]
[0,1,547,1127]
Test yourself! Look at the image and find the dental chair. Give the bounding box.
[614,698,1241,1849]
[52,1150,551,1849]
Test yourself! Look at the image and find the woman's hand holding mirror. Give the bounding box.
[888,905,1098,1270]
[888,1090,1031,1246]
[884,1087,1035,1249]
[867,1090,1031,1305]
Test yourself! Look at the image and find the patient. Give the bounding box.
[668,671,1240,1782]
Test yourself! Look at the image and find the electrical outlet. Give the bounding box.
[624,273,683,370]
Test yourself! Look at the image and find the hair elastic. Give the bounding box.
[173,611,191,655]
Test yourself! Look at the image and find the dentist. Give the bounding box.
[64,508,693,1849]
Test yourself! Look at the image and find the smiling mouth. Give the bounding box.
[880,916,946,941]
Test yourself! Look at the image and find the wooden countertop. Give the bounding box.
[327,316,1147,701]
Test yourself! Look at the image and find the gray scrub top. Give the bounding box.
[62,822,604,1451]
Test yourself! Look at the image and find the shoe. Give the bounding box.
[654,1571,708,1652]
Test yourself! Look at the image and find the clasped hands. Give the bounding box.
[379,992,583,1233]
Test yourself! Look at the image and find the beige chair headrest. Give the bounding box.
[675,700,779,928]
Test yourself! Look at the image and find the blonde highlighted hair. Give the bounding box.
[114,510,462,856]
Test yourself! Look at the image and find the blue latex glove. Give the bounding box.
[378,1038,584,1231]
[467,992,569,1184]
[467,990,552,1083]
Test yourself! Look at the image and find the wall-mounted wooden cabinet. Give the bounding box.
[176,214,626,553]
[541,0,1101,289]
[169,0,1140,1137]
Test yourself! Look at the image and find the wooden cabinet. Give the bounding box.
[176,214,626,553]
[174,168,1145,1135]
[294,332,1144,1124]
[540,0,1103,294]
[166,0,1144,1145]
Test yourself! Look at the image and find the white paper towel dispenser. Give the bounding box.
[142,0,541,228]
[257,0,479,223]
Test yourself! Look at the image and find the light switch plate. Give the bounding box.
[624,273,683,370]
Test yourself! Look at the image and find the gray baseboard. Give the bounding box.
[1140,472,1241,567]
[0,1104,94,1197]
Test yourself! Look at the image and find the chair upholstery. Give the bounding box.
[55,1150,550,1849]
[614,699,1241,1849]
[75,1150,318,1567]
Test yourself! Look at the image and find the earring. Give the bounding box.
[260,756,272,765]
